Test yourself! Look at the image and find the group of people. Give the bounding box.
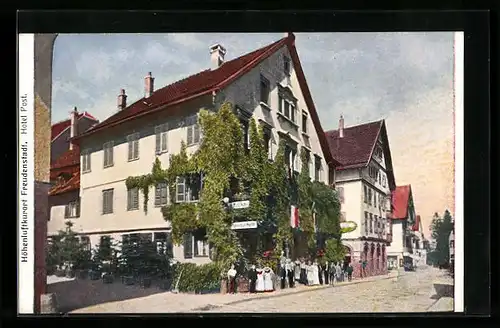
[227,253,355,294]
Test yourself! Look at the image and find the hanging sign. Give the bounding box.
[231,220,258,230]
[340,221,358,233]
[229,200,250,209]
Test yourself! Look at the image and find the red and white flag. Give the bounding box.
[290,205,300,228]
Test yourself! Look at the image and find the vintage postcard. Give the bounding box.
[18,31,463,314]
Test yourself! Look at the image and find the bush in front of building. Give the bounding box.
[172,262,221,293]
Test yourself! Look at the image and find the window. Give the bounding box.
[127,187,139,211]
[262,128,272,155]
[374,192,377,208]
[369,213,373,233]
[187,124,200,146]
[154,182,169,207]
[241,120,249,150]
[278,95,297,123]
[176,175,201,203]
[284,144,297,172]
[301,111,308,134]
[382,175,387,187]
[337,187,345,203]
[80,236,90,250]
[194,235,209,257]
[260,75,270,105]
[368,166,378,180]
[374,145,384,160]
[183,233,193,259]
[374,215,378,234]
[82,150,91,173]
[127,133,140,161]
[102,189,114,214]
[368,188,372,206]
[64,199,80,218]
[314,155,322,181]
[155,123,169,154]
[103,141,114,168]
[154,232,173,256]
[363,185,368,203]
[283,56,291,75]
[364,212,369,234]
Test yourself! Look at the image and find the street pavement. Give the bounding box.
[70,265,453,313]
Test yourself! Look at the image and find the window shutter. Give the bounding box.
[87,152,91,171]
[133,189,139,209]
[76,199,80,217]
[109,144,113,165]
[193,124,200,143]
[128,137,133,161]
[154,185,161,206]
[161,132,168,152]
[64,205,70,218]
[155,126,161,154]
[183,233,193,259]
[161,183,168,205]
[103,192,107,214]
[133,138,139,159]
[187,126,193,145]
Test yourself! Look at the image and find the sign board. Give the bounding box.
[229,200,250,209]
[340,221,358,233]
[231,220,258,230]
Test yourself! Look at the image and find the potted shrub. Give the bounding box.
[102,272,114,284]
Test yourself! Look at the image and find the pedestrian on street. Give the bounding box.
[329,263,336,285]
[347,264,353,281]
[336,262,342,283]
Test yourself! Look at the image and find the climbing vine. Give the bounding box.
[125,101,341,274]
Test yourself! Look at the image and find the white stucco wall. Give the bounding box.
[387,222,404,256]
[338,180,362,240]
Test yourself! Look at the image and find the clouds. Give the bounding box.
[50,32,455,236]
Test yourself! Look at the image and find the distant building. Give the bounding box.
[386,185,416,269]
[449,220,455,270]
[411,214,427,265]
[325,118,396,278]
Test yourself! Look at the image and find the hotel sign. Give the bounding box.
[229,200,250,209]
[340,221,358,233]
[231,220,258,230]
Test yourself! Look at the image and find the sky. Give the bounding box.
[51,32,456,238]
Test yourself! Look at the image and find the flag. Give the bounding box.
[290,205,299,228]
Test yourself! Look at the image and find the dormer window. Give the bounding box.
[283,56,291,76]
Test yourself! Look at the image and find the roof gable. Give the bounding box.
[51,146,80,170]
[325,120,382,169]
[51,112,98,142]
[49,172,80,196]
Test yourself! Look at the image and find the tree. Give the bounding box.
[46,221,90,273]
[429,210,454,266]
[324,238,346,265]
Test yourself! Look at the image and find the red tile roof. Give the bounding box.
[325,120,383,169]
[391,185,412,220]
[49,172,80,196]
[73,33,340,168]
[51,111,98,141]
[412,214,421,231]
[51,145,80,169]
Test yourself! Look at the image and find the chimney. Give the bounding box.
[69,106,78,150]
[117,88,127,110]
[144,72,155,98]
[339,115,345,138]
[210,44,226,70]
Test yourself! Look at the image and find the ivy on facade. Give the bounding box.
[125,101,342,273]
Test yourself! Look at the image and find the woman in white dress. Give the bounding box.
[306,261,315,285]
[255,268,265,292]
[312,260,320,285]
[263,267,274,291]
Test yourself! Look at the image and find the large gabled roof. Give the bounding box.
[72,33,339,167]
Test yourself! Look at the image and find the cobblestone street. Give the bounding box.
[198,265,453,313]
[70,265,453,313]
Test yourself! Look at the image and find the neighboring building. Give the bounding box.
[410,214,428,265]
[59,33,338,264]
[50,108,98,164]
[386,185,416,269]
[325,118,396,278]
[48,108,98,246]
